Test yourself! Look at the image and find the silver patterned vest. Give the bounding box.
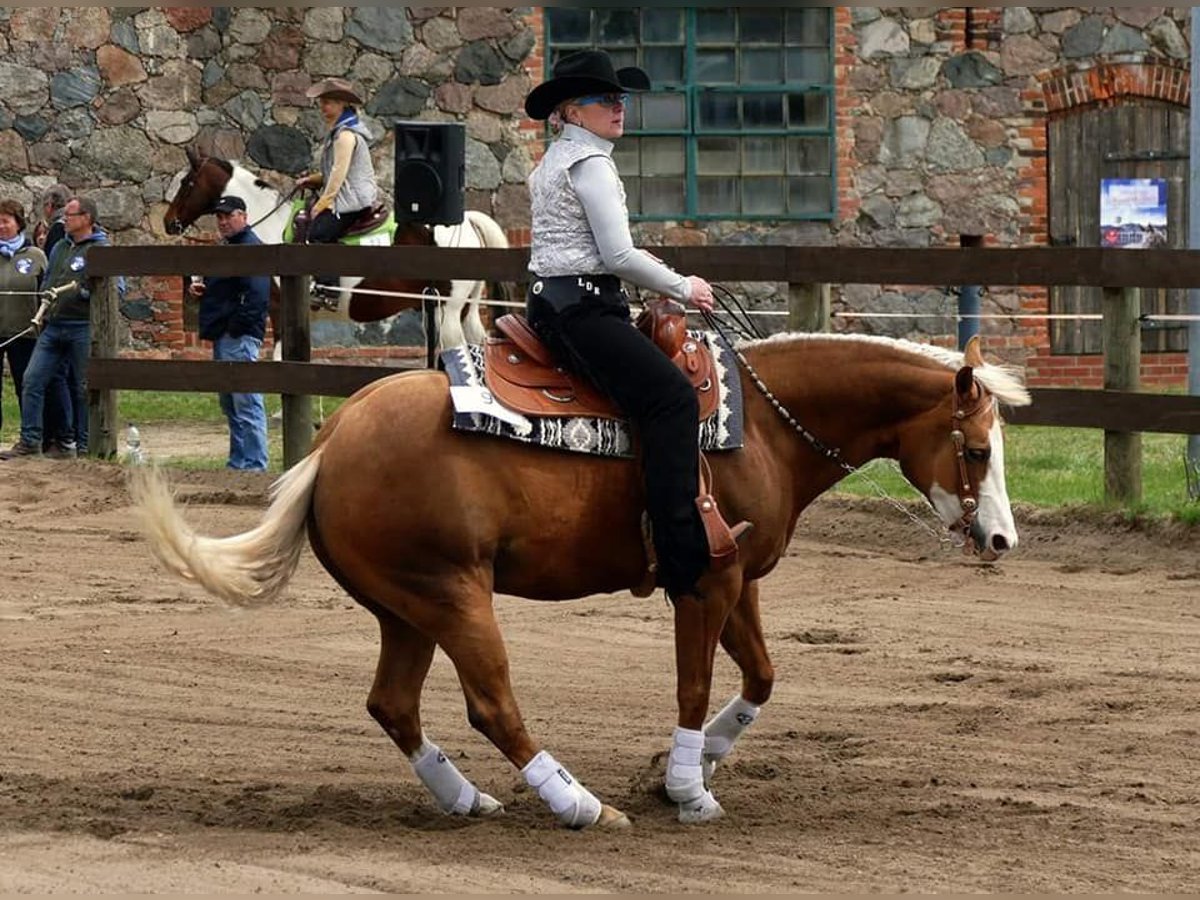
[320,119,379,215]
[528,129,625,276]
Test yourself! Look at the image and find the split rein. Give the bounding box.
[697,288,988,552]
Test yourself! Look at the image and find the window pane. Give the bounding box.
[787,8,831,45]
[640,177,685,216]
[622,177,641,215]
[788,136,832,174]
[742,48,783,83]
[546,8,591,44]
[604,47,640,70]
[697,9,735,43]
[740,9,783,44]
[787,48,830,83]
[697,137,740,175]
[613,139,639,176]
[789,176,832,214]
[744,137,785,174]
[597,9,638,44]
[642,137,685,176]
[745,177,786,215]
[788,92,829,128]
[638,93,687,129]
[699,177,740,215]
[642,8,683,43]
[743,93,785,129]
[698,93,739,129]
[696,49,736,83]
[644,47,684,85]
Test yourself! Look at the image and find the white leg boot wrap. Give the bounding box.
[666,726,724,824]
[522,751,601,829]
[702,695,760,783]
[410,738,498,816]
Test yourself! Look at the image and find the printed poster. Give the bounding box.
[1100,178,1168,249]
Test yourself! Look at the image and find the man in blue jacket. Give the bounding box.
[189,195,270,471]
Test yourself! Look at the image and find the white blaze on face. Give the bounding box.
[928,417,1018,557]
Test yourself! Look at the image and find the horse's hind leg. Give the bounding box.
[431,596,629,829]
[704,578,773,784]
[368,611,502,817]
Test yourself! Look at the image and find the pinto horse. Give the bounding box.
[133,332,1030,828]
[163,148,510,350]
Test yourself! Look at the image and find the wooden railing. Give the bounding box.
[86,245,1200,503]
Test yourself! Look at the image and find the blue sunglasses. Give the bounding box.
[575,93,631,108]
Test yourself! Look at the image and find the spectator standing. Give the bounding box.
[0,195,118,460]
[0,199,47,440]
[33,183,70,255]
[189,195,270,471]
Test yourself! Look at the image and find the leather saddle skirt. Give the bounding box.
[483,304,720,421]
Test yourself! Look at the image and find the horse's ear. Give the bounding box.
[955,365,976,397]
[186,145,200,168]
[963,334,984,368]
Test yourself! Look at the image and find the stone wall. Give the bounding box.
[832,6,1191,379]
[0,6,535,352]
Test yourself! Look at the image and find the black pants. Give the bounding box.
[527,276,709,596]
[309,209,369,286]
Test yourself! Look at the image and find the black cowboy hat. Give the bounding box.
[524,49,650,121]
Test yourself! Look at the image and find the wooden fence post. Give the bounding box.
[1102,286,1141,505]
[787,282,830,332]
[87,277,120,459]
[278,274,312,468]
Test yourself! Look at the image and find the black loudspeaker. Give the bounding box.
[393,121,465,225]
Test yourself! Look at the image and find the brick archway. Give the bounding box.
[1022,59,1190,388]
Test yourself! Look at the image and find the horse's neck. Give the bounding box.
[228,167,288,244]
[745,338,949,474]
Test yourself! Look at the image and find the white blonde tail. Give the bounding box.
[129,450,323,607]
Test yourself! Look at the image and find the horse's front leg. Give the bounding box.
[665,569,743,824]
[704,578,773,785]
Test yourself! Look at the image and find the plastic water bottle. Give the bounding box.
[124,423,145,465]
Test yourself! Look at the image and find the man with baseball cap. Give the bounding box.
[187,194,270,470]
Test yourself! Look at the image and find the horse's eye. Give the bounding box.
[965,447,990,464]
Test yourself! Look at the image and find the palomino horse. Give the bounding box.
[163,149,510,350]
[133,332,1030,828]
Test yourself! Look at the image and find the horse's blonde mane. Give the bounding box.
[744,331,1032,407]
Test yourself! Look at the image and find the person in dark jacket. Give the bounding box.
[189,195,270,470]
[0,199,47,441]
[1,195,120,460]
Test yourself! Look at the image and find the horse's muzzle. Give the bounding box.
[164,219,184,236]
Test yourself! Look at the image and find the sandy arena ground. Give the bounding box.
[1,428,1198,892]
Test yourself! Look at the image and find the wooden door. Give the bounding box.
[1049,101,1189,354]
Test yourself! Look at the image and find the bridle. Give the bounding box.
[948,381,995,540]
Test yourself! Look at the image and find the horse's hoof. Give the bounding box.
[597,804,631,828]
[473,791,504,817]
[677,790,724,825]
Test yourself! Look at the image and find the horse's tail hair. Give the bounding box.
[129,450,323,608]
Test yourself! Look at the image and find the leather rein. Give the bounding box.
[949,382,995,540]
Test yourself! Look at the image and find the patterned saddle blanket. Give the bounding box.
[442,327,744,459]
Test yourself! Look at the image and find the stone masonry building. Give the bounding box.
[0,7,1193,386]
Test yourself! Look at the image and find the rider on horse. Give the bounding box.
[294,77,382,298]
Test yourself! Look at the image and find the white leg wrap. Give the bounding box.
[410,739,481,816]
[666,727,724,823]
[522,751,601,829]
[702,695,761,783]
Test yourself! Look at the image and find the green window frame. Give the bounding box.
[544,7,836,222]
